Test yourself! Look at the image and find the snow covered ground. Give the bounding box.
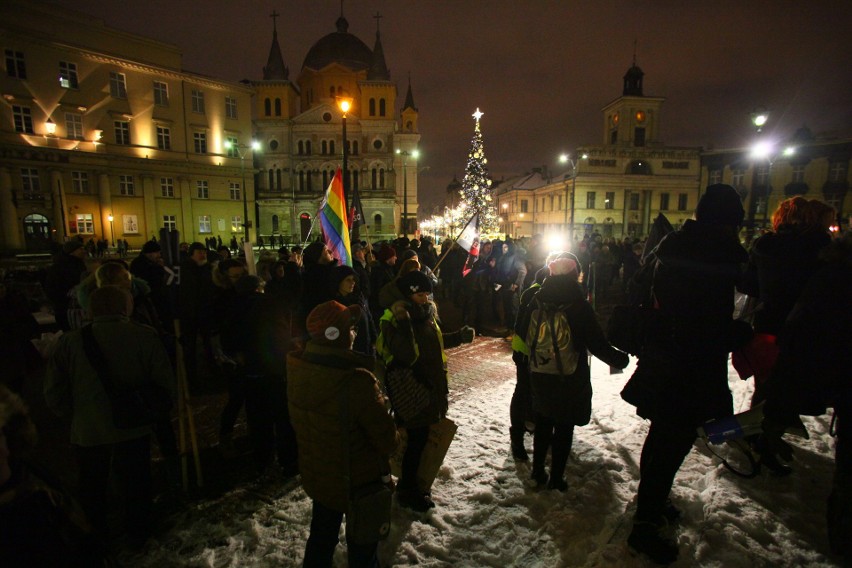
[121,345,842,567]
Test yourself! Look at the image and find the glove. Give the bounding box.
[460,326,475,344]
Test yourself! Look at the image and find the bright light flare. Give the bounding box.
[546,234,565,251]
[750,141,773,160]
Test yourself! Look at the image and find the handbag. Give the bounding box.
[339,380,392,545]
[80,324,172,430]
[384,365,431,422]
[390,417,458,491]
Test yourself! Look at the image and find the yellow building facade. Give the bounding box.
[0,1,255,253]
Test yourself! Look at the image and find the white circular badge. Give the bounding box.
[324,326,340,340]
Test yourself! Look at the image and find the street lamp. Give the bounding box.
[336,96,353,208]
[559,152,587,243]
[396,148,419,238]
[224,139,261,242]
[107,213,115,248]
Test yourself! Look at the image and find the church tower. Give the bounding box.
[600,54,665,149]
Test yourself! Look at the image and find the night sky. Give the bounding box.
[67,0,852,215]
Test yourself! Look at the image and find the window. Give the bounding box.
[586,192,596,209]
[321,140,328,155]
[558,194,563,210]
[153,81,169,106]
[119,175,135,196]
[226,136,238,157]
[163,215,177,231]
[114,121,130,145]
[379,99,386,116]
[629,192,640,210]
[731,169,746,188]
[196,180,209,199]
[610,130,617,144]
[72,171,89,193]
[193,132,207,154]
[634,127,646,147]
[755,164,770,185]
[305,140,312,154]
[264,98,271,116]
[659,193,670,211]
[76,213,94,234]
[791,164,806,183]
[369,98,376,116]
[677,193,688,211]
[156,126,171,150]
[231,215,242,232]
[160,177,174,197]
[21,168,40,195]
[5,50,26,79]
[191,89,205,114]
[605,192,615,210]
[520,199,529,213]
[12,105,33,133]
[225,96,238,119]
[755,195,767,216]
[274,98,281,116]
[708,169,723,185]
[297,140,304,155]
[229,182,241,201]
[829,161,848,182]
[199,215,212,233]
[65,113,83,139]
[109,72,127,98]
[271,214,279,233]
[59,61,78,89]
[276,168,282,189]
[374,213,382,232]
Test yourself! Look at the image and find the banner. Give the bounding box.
[319,168,352,267]
[456,213,479,256]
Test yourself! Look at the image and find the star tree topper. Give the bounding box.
[472,108,484,122]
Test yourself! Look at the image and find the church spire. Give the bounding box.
[367,12,390,80]
[403,73,417,111]
[263,10,289,80]
[622,40,643,96]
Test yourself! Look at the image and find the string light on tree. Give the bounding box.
[459,108,498,233]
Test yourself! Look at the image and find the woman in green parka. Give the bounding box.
[377,270,473,512]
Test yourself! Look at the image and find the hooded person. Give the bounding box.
[376,270,474,512]
[287,301,399,567]
[620,183,749,564]
[331,265,377,358]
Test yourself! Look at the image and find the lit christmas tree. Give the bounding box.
[459,108,498,233]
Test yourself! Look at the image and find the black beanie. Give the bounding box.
[303,241,325,265]
[695,184,745,227]
[397,270,433,296]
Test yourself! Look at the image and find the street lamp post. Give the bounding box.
[396,148,419,238]
[559,153,587,243]
[337,96,353,208]
[224,139,261,243]
[107,213,115,248]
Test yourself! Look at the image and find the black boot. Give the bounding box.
[510,427,529,461]
[628,520,678,565]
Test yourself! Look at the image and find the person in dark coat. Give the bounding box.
[0,281,41,394]
[369,245,397,323]
[516,256,628,490]
[495,240,528,331]
[331,265,377,358]
[178,242,215,385]
[376,271,474,512]
[129,240,172,325]
[621,184,749,564]
[738,196,833,405]
[44,240,88,331]
[296,241,337,339]
[760,232,852,560]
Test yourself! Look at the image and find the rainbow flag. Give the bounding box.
[319,168,352,266]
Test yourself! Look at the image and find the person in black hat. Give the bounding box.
[621,183,749,564]
[44,240,88,331]
[376,270,474,512]
[130,240,171,324]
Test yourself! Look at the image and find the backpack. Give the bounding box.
[527,297,579,376]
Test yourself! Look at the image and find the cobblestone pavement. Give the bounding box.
[447,336,515,402]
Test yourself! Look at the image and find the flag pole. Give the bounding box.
[433,210,478,272]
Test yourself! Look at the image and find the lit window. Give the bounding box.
[231,215,242,232]
[5,49,26,79]
[196,180,209,199]
[731,169,746,188]
[72,171,89,193]
[199,215,212,233]
[226,136,238,158]
[708,169,722,185]
[76,213,94,234]
[229,182,241,201]
[59,61,78,89]
[12,105,33,133]
[109,72,127,98]
[65,113,84,139]
[225,96,238,119]
[586,192,596,209]
[157,126,171,150]
[154,81,169,106]
[605,192,615,210]
[160,177,174,197]
[114,121,130,145]
[119,175,135,196]
[191,89,205,114]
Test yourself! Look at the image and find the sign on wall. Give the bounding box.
[122,214,138,234]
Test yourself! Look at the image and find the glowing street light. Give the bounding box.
[559,152,588,242]
[396,148,420,238]
[107,213,115,247]
[224,139,261,242]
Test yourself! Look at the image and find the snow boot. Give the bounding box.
[530,467,548,488]
[662,499,682,524]
[627,520,678,565]
[546,476,568,492]
[397,488,434,513]
[510,427,529,461]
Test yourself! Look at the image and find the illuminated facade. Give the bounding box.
[0,0,255,252]
[252,14,420,243]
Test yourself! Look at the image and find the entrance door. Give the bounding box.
[23,213,52,251]
[300,213,311,243]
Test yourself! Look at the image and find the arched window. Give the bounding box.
[352,141,359,155]
[307,170,313,192]
[329,141,335,155]
[373,213,382,232]
[274,98,281,116]
[297,140,303,155]
[371,168,378,189]
[329,86,335,98]
[321,140,328,155]
[268,169,274,190]
[305,140,312,155]
[352,170,359,190]
[271,214,279,233]
[276,168,282,190]
[298,170,305,191]
[379,98,386,116]
[379,168,385,188]
[369,98,376,116]
[337,86,343,95]
[264,98,271,116]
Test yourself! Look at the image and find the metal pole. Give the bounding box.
[241,151,249,242]
[569,169,577,243]
[341,114,348,208]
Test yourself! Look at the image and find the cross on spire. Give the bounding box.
[374,11,383,33]
[632,38,637,66]
[270,10,279,33]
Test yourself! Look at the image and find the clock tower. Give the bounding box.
[600,60,665,149]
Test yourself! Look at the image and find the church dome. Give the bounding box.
[302,17,373,72]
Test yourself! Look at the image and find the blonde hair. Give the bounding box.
[397,258,421,278]
[95,262,131,288]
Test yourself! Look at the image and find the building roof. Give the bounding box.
[302,17,373,72]
[263,22,289,80]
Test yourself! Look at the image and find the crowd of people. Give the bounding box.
[0,184,849,566]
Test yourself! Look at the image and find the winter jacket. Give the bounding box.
[287,342,399,512]
[740,226,830,335]
[517,274,628,425]
[223,291,291,376]
[178,259,214,321]
[44,315,175,446]
[377,301,463,428]
[43,253,86,314]
[621,220,748,426]
[129,253,171,321]
[496,243,528,289]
